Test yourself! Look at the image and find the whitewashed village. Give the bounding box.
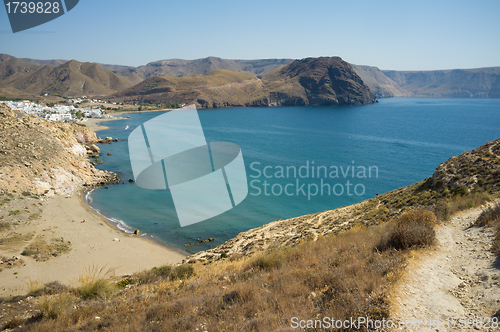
[0,97,115,122]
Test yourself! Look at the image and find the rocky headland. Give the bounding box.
[0,105,117,196]
[110,57,376,108]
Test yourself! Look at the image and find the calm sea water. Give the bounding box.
[87,98,500,253]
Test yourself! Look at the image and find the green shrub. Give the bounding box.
[117,278,134,289]
[78,279,117,300]
[453,186,467,196]
[134,264,195,285]
[170,265,195,280]
[21,249,37,256]
[152,265,172,277]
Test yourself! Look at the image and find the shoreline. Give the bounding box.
[82,188,191,257]
[1,109,194,297]
[0,188,187,297]
[85,108,176,132]
[82,113,194,257]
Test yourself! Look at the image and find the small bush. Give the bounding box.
[78,279,117,300]
[170,265,195,280]
[378,210,437,251]
[247,250,282,271]
[0,221,9,230]
[9,210,20,215]
[134,264,195,285]
[453,186,467,196]
[117,278,133,289]
[3,317,23,329]
[27,279,44,295]
[152,265,172,277]
[21,249,37,256]
[133,269,158,285]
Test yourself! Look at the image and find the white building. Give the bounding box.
[1,100,112,123]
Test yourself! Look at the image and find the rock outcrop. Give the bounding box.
[0,103,15,120]
[430,139,500,194]
[0,105,116,195]
[259,57,376,106]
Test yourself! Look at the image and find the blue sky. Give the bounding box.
[1,0,499,70]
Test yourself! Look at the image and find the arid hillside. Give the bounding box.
[0,137,498,331]
[111,57,376,108]
[0,104,116,195]
[0,55,132,98]
[189,138,500,261]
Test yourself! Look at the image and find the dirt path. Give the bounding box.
[0,110,24,122]
[390,202,500,331]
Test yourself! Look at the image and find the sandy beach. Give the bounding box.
[84,117,126,132]
[84,108,175,132]
[0,113,187,297]
[0,189,186,297]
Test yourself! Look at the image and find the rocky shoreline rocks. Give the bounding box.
[0,105,119,195]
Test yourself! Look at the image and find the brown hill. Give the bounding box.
[111,57,376,107]
[8,54,500,100]
[103,57,293,80]
[260,57,376,106]
[0,54,40,83]
[9,60,133,97]
[20,57,68,67]
[114,70,261,107]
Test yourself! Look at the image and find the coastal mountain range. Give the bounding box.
[112,57,376,107]
[1,53,499,106]
[0,54,133,98]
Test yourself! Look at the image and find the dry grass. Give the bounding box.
[131,264,195,285]
[39,293,76,319]
[5,213,440,331]
[26,279,43,295]
[74,263,118,300]
[370,180,492,226]
[2,142,497,330]
[377,210,437,251]
[473,202,500,256]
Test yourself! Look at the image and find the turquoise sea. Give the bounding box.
[86,98,500,253]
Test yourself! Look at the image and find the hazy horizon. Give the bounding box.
[3,54,500,73]
[1,0,499,71]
